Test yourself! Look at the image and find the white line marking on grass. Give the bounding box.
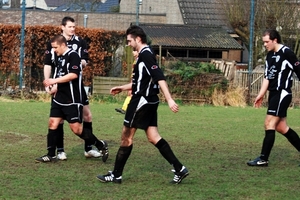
[0,130,32,146]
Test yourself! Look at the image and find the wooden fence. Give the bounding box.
[92,60,300,106]
[211,59,236,81]
[93,76,129,95]
[234,69,300,105]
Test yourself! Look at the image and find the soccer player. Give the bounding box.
[44,16,108,162]
[36,35,107,163]
[247,29,300,166]
[96,25,189,184]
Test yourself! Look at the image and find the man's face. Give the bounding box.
[127,34,138,49]
[61,21,75,37]
[51,42,65,56]
[263,35,276,52]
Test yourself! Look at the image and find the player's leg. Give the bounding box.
[145,102,188,184]
[247,90,290,166]
[56,120,67,160]
[35,117,62,163]
[277,118,300,152]
[97,96,141,183]
[82,104,102,158]
[66,104,108,162]
[82,91,107,159]
[96,126,136,184]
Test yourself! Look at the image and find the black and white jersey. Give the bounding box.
[52,49,83,105]
[265,45,300,91]
[132,46,165,97]
[44,34,88,67]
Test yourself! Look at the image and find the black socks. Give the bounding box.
[283,128,300,152]
[47,129,58,157]
[155,138,183,172]
[83,122,93,152]
[260,130,275,161]
[113,145,133,177]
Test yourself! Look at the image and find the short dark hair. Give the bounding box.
[61,16,75,26]
[126,25,147,44]
[50,35,67,45]
[263,29,282,43]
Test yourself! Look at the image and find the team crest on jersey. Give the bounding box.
[151,65,158,69]
[72,65,79,69]
[276,55,280,62]
[72,44,78,50]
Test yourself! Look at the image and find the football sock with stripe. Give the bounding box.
[283,128,300,152]
[112,145,133,177]
[155,138,183,172]
[47,129,58,157]
[260,130,275,161]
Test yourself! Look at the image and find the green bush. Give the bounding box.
[168,61,221,80]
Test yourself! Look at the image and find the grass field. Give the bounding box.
[1,99,300,200]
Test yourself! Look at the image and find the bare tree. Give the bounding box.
[218,0,300,67]
[63,0,106,12]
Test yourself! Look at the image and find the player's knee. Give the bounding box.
[70,124,82,135]
[83,108,92,122]
[83,113,92,122]
[48,119,58,130]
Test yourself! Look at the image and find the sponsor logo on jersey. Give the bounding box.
[151,65,158,69]
[72,65,79,69]
[295,61,300,66]
[45,50,49,54]
[84,49,88,53]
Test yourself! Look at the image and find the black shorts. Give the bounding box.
[50,101,83,123]
[267,89,292,117]
[124,95,159,130]
[82,89,89,106]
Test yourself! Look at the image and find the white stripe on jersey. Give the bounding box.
[137,61,151,96]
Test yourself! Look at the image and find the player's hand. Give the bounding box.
[254,96,263,108]
[45,86,51,94]
[43,78,56,87]
[110,87,122,96]
[167,99,179,113]
[49,84,57,95]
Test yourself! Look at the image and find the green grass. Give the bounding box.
[1,100,300,200]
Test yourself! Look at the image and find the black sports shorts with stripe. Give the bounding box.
[50,101,83,123]
[267,89,292,118]
[124,95,159,130]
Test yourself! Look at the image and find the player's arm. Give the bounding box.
[44,42,54,93]
[158,80,179,113]
[254,78,269,108]
[286,49,300,79]
[44,64,54,94]
[44,73,78,86]
[110,83,132,95]
[44,64,52,79]
[80,38,88,68]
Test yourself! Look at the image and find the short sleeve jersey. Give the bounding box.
[132,46,165,97]
[265,45,300,91]
[53,49,83,105]
[44,34,88,68]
